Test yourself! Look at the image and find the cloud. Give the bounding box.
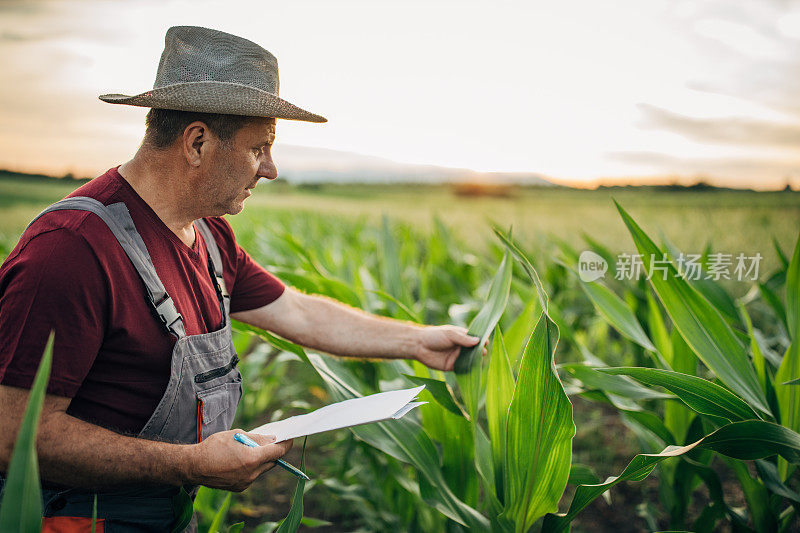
[637,103,800,149]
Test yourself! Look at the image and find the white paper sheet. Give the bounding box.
[249,385,426,443]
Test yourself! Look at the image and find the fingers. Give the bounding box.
[448,327,480,347]
[245,432,277,446]
[257,439,294,463]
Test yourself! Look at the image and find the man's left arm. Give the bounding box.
[231,287,480,371]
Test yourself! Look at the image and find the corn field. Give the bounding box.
[1,179,800,532]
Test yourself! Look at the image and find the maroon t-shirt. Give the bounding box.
[0,167,285,435]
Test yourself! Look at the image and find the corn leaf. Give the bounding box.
[379,215,409,308]
[502,298,538,371]
[599,367,760,423]
[776,234,800,477]
[563,364,673,401]
[501,313,575,532]
[0,332,54,533]
[472,423,502,513]
[616,202,769,416]
[403,374,467,419]
[664,330,697,443]
[486,326,515,502]
[740,303,780,420]
[787,234,800,341]
[543,420,800,533]
[759,282,789,333]
[454,250,513,421]
[275,438,308,533]
[577,278,656,352]
[568,464,601,486]
[305,352,489,529]
[207,492,232,533]
[661,236,740,326]
[646,290,672,364]
[493,228,548,311]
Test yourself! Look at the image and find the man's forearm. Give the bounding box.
[32,410,193,489]
[272,291,422,360]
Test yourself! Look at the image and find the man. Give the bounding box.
[0,26,480,531]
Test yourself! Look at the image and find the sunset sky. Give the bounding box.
[1,0,799,188]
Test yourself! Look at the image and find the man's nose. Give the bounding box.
[257,151,278,180]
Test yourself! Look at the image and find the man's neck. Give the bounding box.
[117,151,200,248]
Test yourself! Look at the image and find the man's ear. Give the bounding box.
[182,121,210,167]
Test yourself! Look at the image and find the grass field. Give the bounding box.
[2,172,799,279]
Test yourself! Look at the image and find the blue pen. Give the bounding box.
[233,432,310,481]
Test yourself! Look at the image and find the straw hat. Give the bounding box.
[99,26,326,123]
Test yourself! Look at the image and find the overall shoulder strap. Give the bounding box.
[194,219,231,316]
[28,197,186,339]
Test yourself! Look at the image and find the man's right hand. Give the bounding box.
[185,429,293,492]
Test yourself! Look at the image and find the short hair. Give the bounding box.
[144,108,258,149]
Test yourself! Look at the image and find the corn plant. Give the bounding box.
[0,332,54,533]
[548,203,800,532]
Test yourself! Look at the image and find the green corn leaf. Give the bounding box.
[776,237,791,269]
[581,233,619,278]
[646,290,672,364]
[501,313,575,532]
[486,326,515,502]
[621,410,675,445]
[576,277,657,352]
[91,494,97,533]
[493,228,548,311]
[788,234,800,341]
[403,374,467,419]
[379,215,409,307]
[455,250,513,422]
[664,330,697,444]
[207,492,232,533]
[502,298,538,371]
[305,352,489,529]
[661,236,741,326]
[599,367,760,423]
[543,420,800,533]
[568,464,601,486]
[755,459,800,504]
[776,234,800,477]
[564,364,673,402]
[740,303,780,421]
[472,423,502,513]
[615,202,769,416]
[722,456,776,532]
[364,288,422,322]
[760,282,789,333]
[275,437,308,533]
[0,331,54,533]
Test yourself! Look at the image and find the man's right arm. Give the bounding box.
[0,384,292,492]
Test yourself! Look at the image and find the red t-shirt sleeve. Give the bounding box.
[230,245,286,313]
[202,217,285,313]
[0,228,107,397]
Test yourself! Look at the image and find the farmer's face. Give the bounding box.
[202,117,278,216]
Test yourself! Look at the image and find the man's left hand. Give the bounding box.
[414,325,484,371]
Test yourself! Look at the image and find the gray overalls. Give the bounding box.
[4,197,244,531]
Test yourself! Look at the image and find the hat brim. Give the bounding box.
[99,81,326,123]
